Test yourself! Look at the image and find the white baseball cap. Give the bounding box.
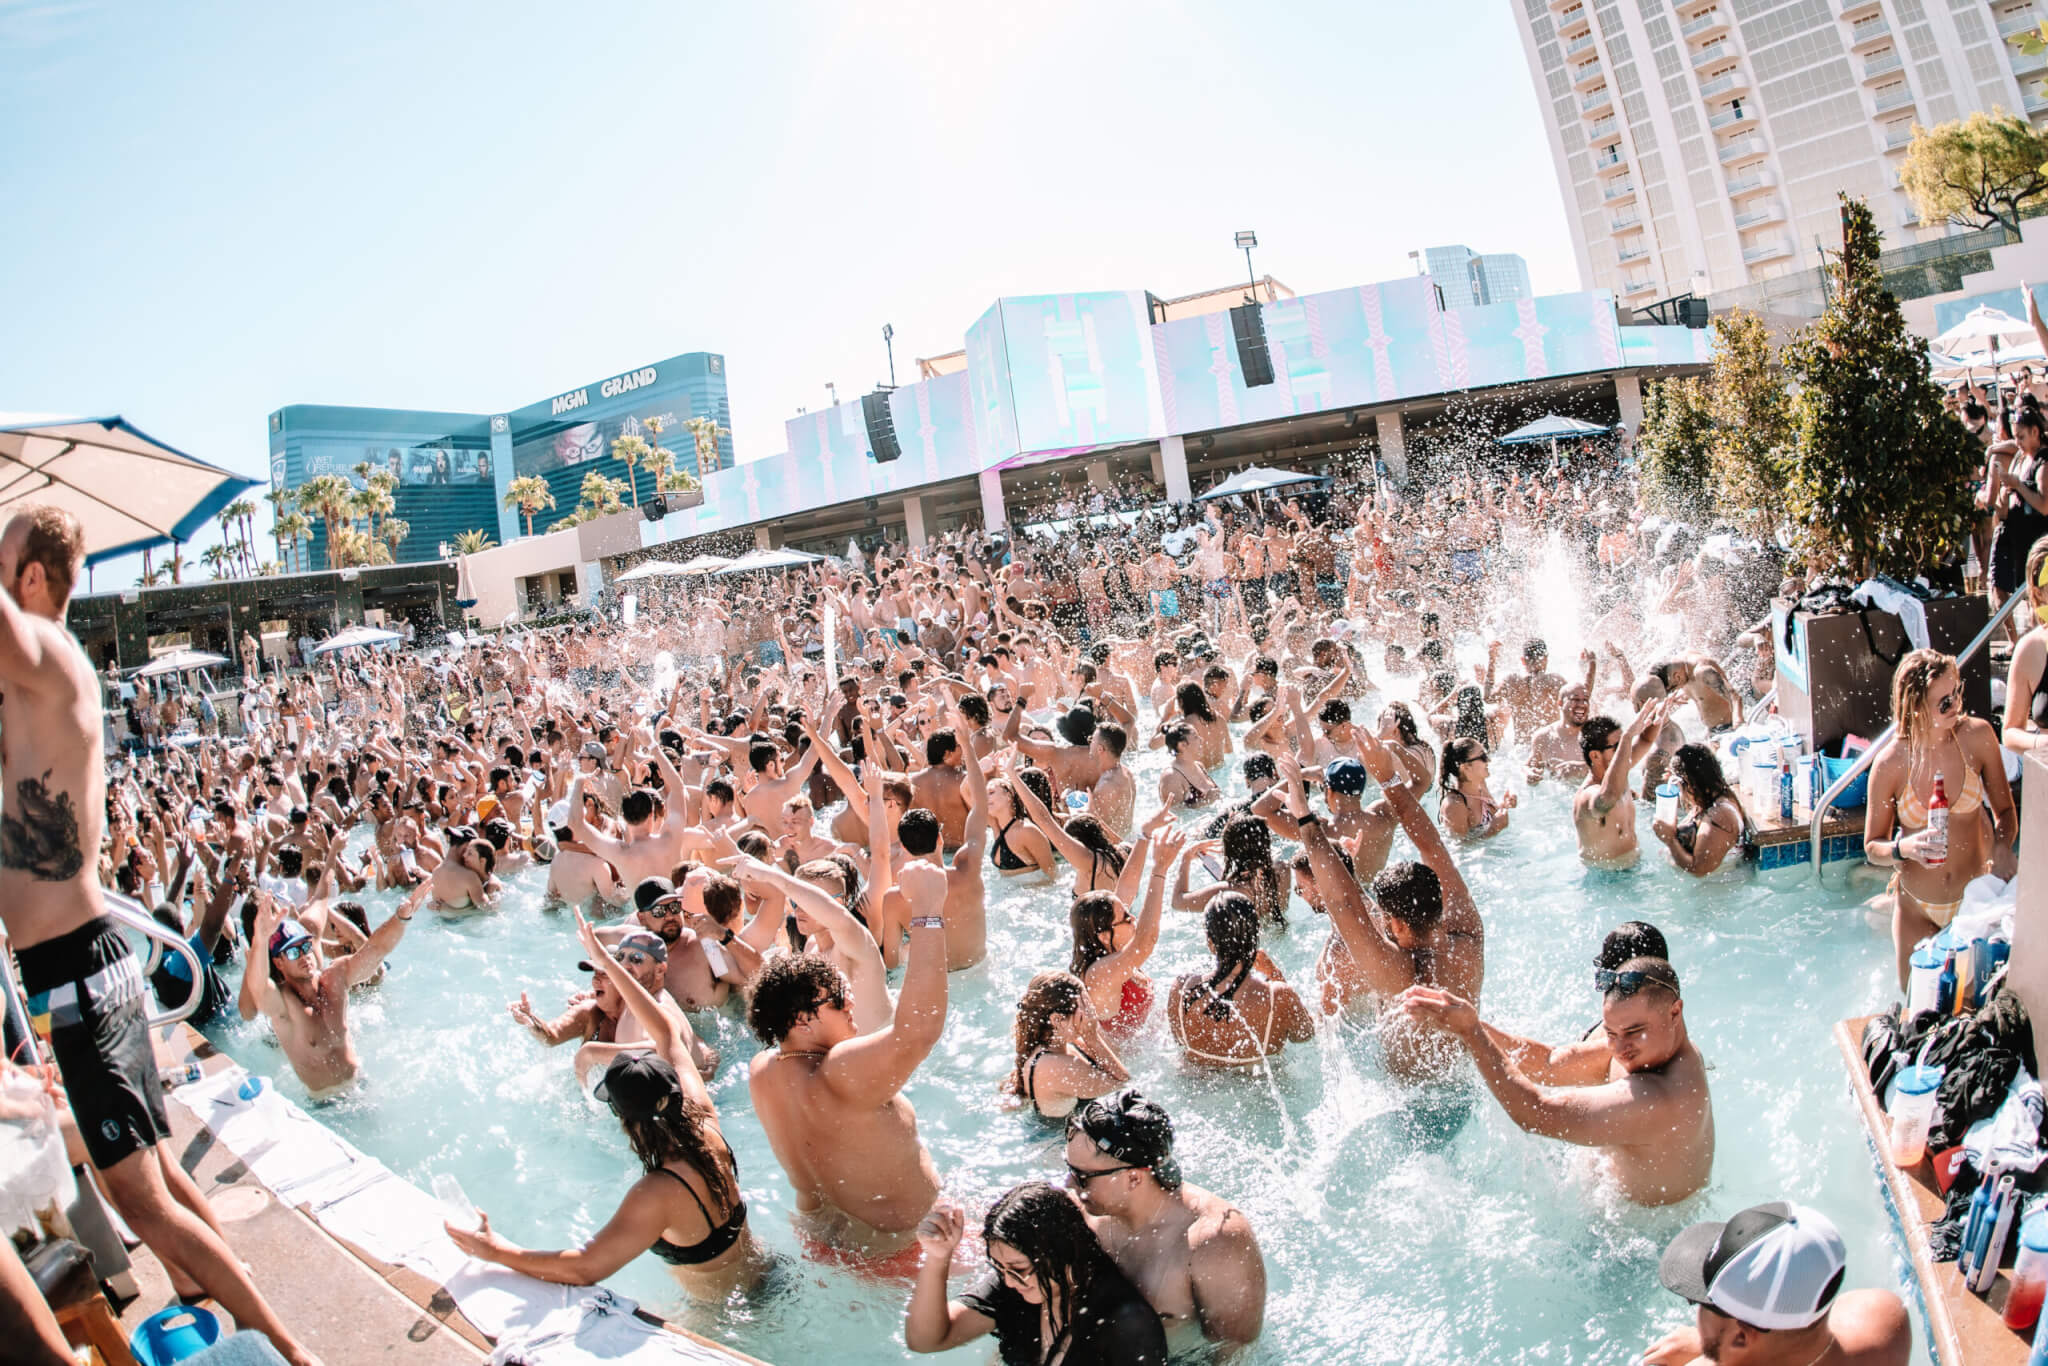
[1659,1202,1847,1331]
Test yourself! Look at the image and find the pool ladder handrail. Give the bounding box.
[1807,590,2024,879]
[100,885,207,1028]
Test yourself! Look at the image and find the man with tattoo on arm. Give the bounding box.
[0,507,321,1365]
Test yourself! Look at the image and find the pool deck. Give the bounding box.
[146,1023,769,1366]
[1835,1016,2031,1366]
[1750,805,1865,870]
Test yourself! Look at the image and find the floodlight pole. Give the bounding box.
[1235,230,1259,303]
[883,323,897,389]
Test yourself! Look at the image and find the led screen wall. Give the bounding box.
[963,291,1164,461]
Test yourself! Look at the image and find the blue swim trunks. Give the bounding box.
[1150,589,1181,618]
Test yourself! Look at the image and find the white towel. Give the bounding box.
[1850,580,1931,654]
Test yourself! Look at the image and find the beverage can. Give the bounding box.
[159,1062,203,1091]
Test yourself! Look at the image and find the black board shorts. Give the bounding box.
[17,915,170,1169]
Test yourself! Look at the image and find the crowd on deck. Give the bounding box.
[23,403,2048,1362]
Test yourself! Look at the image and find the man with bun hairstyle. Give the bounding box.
[1064,1088,1266,1353]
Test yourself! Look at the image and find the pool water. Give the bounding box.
[200,685,1921,1366]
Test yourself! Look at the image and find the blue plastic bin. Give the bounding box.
[131,1305,223,1366]
[1822,754,1869,810]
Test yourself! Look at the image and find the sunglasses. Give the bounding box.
[1594,967,1676,997]
[619,951,657,969]
[643,903,683,919]
[1935,690,1959,715]
[1065,1160,1144,1187]
[275,942,312,963]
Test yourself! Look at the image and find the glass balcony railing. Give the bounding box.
[1863,51,1903,79]
[1872,84,1915,114]
[1698,69,1744,97]
[1997,8,2042,37]
[1692,40,1734,67]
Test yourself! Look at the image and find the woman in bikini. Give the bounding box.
[1649,742,1747,878]
[1865,649,2016,988]
[986,776,1057,877]
[1005,972,1130,1121]
[1157,721,1221,811]
[1439,737,1515,839]
[450,914,765,1301]
[1167,893,1315,1068]
[1376,701,1437,791]
[2001,537,2048,756]
[1069,825,1180,1035]
[1149,681,1232,770]
[1002,751,1131,897]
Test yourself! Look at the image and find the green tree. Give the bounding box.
[1782,195,1983,577]
[683,416,730,479]
[381,517,410,561]
[1705,310,1793,543]
[578,470,626,517]
[611,433,649,507]
[1637,377,1716,522]
[297,474,357,570]
[1900,111,2048,236]
[452,528,496,554]
[504,475,556,537]
[199,544,229,579]
[275,511,312,572]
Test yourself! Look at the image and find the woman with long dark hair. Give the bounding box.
[1149,680,1231,769]
[1377,701,1437,790]
[1172,813,1287,926]
[906,1183,1166,1364]
[1167,893,1315,1068]
[1005,972,1129,1120]
[1002,750,1131,896]
[1068,826,1180,1034]
[1439,737,1514,839]
[1157,721,1221,810]
[1649,743,1750,878]
[449,913,764,1300]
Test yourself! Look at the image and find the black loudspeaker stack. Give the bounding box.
[1230,304,1276,387]
[863,391,902,463]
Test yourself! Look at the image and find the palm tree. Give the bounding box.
[222,498,259,574]
[505,475,555,537]
[354,481,395,547]
[168,540,185,585]
[452,528,495,554]
[683,416,730,479]
[380,517,410,561]
[200,544,229,579]
[275,511,312,573]
[137,564,165,588]
[297,474,357,570]
[263,487,292,568]
[578,470,626,517]
[611,433,649,507]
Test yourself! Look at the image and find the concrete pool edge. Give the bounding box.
[161,1024,771,1366]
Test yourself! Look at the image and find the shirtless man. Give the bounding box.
[1527,650,1599,784]
[1067,1089,1265,1354]
[1487,637,1566,742]
[430,837,499,910]
[1086,721,1136,839]
[1280,742,1485,1082]
[1642,651,1743,731]
[0,507,319,1365]
[747,860,951,1262]
[602,874,748,1012]
[891,728,990,970]
[568,916,718,1086]
[909,729,970,848]
[1572,698,1672,866]
[566,774,690,889]
[1396,956,1714,1206]
[545,807,623,910]
[243,882,424,1091]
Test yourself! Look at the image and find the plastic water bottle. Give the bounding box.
[1777,745,1794,822]
[1926,775,1950,869]
[1908,944,1947,1015]
[1888,1064,1943,1166]
[433,1173,479,1230]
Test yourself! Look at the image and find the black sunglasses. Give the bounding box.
[1936,690,1959,715]
[1065,1160,1144,1187]
[1594,967,1676,998]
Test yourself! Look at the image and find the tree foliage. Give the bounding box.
[1704,311,1792,543]
[1900,111,2048,235]
[1637,377,1716,522]
[504,475,556,537]
[1781,195,1982,577]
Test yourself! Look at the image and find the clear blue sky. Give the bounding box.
[0,0,1577,584]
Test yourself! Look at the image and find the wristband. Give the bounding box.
[910,915,945,930]
[1295,811,1320,826]
[721,928,736,944]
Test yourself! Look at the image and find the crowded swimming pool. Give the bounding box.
[197,686,1919,1365]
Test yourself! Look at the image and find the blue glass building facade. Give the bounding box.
[267,351,731,564]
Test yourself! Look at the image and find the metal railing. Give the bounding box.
[102,886,206,1027]
[1807,590,2026,878]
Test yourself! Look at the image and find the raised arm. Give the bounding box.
[1274,756,1415,999]
[573,909,713,1100]
[336,877,430,988]
[1001,751,1092,868]
[819,861,949,1098]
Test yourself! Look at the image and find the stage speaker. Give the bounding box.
[1230,304,1275,387]
[862,391,901,463]
[1678,297,1710,328]
[644,498,666,522]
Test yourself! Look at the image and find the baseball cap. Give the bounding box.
[578,928,668,973]
[1658,1202,1847,1331]
[593,1051,679,1122]
[268,919,313,957]
[580,741,607,760]
[1325,758,1369,796]
[633,876,684,914]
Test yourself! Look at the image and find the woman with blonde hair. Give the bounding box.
[2000,535,2048,754]
[1005,971,1129,1121]
[1864,648,2016,988]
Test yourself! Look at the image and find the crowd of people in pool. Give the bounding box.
[25,432,2041,1360]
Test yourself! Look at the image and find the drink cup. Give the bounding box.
[1654,783,1680,827]
[1907,944,1946,1016]
[2007,1214,2048,1331]
[1888,1064,1943,1167]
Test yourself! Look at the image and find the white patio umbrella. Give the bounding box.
[0,414,256,565]
[135,648,228,678]
[1196,466,1327,501]
[716,547,824,574]
[675,552,736,575]
[310,624,402,655]
[612,558,687,583]
[1498,413,1612,464]
[1933,305,2037,416]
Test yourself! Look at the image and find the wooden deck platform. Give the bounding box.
[1835,1017,2034,1365]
